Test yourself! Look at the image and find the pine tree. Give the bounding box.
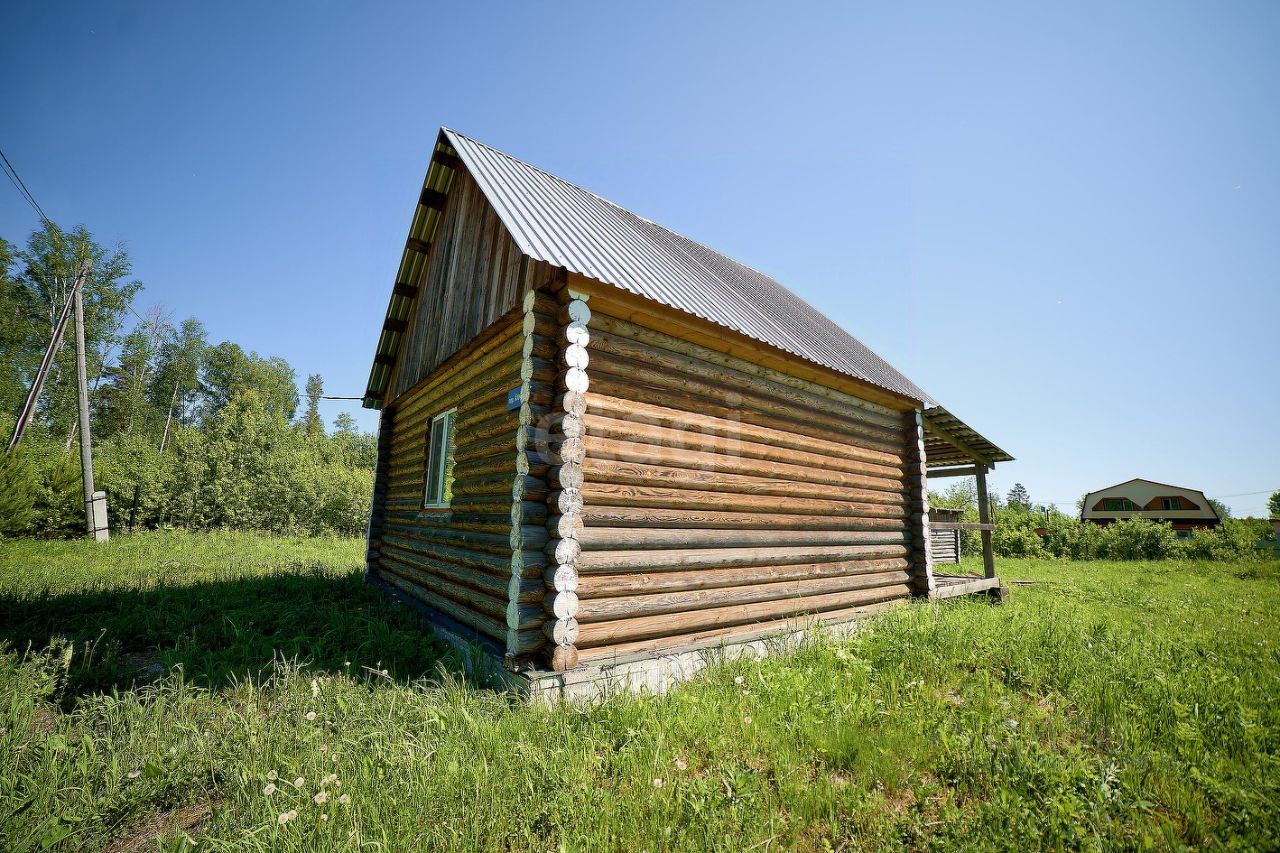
[1007,482,1031,509]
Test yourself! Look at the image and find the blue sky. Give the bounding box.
[3,1,1277,516]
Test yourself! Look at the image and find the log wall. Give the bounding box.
[551,293,926,666]
[373,301,556,660]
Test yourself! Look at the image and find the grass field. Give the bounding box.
[1,532,1277,851]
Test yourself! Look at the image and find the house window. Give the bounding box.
[423,408,456,508]
[1102,498,1136,512]
[1161,497,1182,511]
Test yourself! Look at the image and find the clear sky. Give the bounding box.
[3,2,1277,516]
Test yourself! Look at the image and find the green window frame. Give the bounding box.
[423,408,456,509]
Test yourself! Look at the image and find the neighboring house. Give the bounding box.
[360,128,1012,695]
[1080,478,1220,536]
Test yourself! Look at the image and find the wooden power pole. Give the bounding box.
[72,271,108,542]
[7,263,88,451]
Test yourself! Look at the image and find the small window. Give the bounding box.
[1161,497,1181,511]
[423,408,456,508]
[1102,498,1136,512]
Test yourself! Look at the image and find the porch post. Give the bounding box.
[974,464,996,579]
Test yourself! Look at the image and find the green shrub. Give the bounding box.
[993,524,1046,558]
[1096,517,1179,560]
[0,446,39,537]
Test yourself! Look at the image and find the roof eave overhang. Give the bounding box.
[362,130,463,409]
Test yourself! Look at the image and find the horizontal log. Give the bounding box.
[574,570,911,622]
[393,346,523,427]
[377,569,542,655]
[588,310,902,423]
[588,326,905,439]
[449,472,535,500]
[582,412,906,481]
[580,458,905,505]
[452,426,539,466]
[381,531,545,575]
[588,358,907,455]
[380,539,543,601]
[924,465,983,479]
[522,310,558,340]
[570,505,907,532]
[575,557,911,597]
[392,359,537,441]
[574,598,904,665]
[930,521,994,531]
[391,320,524,416]
[543,617,579,647]
[576,543,910,573]
[585,435,906,495]
[575,527,908,551]
[379,519,516,556]
[379,556,540,630]
[574,584,913,648]
[569,483,906,519]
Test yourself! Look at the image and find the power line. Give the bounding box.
[1209,488,1279,500]
[0,145,53,226]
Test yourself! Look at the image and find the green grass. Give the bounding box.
[1,533,1277,850]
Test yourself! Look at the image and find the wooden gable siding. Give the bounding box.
[389,167,552,402]
[373,301,558,658]
[543,289,925,668]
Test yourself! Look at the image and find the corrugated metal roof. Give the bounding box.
[442,128,935,404]
[921,405,1015,468]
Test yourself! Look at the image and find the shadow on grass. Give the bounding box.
[0,569,465,700]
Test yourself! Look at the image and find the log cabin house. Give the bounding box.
[1080,478,1219,536]
[361,128,1013,695]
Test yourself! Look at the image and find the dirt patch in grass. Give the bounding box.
[104,800,216,853]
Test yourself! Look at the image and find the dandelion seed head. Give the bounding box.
[127,770,141,779]
[320,813,328,822]
[263,783,277,796]
[743,716,753,725]
[305,711,317,722]
[652,777,664,788]
[293,777,305,788]
[267,770,277,781]
[315,791,330,804]
[338,794,351,805]
[674,758,687,771]
[733,676,744,685]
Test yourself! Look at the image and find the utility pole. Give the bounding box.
[159,381,179,453]
[72,268,108,542]
[7,263,88,451]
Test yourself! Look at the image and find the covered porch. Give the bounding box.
[920,405,1015,600]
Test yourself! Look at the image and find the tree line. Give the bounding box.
[1,224,375,538]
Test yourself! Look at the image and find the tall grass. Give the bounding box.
[1,535,1277,850]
